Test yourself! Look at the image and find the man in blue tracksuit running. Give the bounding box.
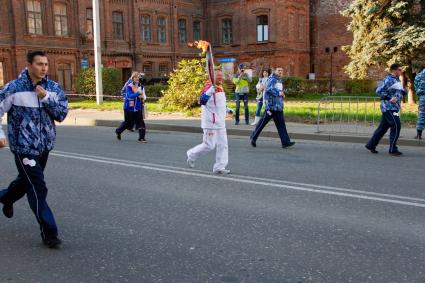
[0,51,68,248]
[366,64,406,156]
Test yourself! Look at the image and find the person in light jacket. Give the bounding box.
[252,69,270,125]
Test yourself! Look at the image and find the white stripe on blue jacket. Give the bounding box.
[0,69,68,155]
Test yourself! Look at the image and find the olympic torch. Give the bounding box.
[189,40,215,86]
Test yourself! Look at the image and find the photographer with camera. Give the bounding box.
[232,64,251,125]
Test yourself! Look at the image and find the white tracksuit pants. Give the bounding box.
[187,129,228,171]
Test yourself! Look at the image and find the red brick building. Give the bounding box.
[0,0,357,91]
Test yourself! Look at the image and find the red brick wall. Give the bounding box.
[310,0,353,79]
[208,0,310,78]
[0,0,384,91]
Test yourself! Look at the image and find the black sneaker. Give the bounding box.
[250,139,257,147]
[43,236,62,249]
[2,203,13,218]
[116,132,121,141]
[282,142,295,148]
[389,151,403,156]
[138,139,148,143]
[365,145,378,154]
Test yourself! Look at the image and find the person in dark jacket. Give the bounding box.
[115,72,147,142]
[250,67,295,149]
[366,64,406,156]
[0,50,68,248]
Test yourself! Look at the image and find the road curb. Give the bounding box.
[91,119,425,147]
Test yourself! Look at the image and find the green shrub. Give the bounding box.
[145,84,168,98]
[160,59,208,111]
[76,67,122,98]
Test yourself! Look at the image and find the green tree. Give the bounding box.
[160,59,208,111]
[343,0,425,104]
[76,67,122,97]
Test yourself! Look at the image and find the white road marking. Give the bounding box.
[49,150,425,209]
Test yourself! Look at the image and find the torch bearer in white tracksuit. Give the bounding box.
[186,41,230,174]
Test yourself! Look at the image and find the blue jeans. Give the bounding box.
[255,100,263,117]
[235,93,249,123]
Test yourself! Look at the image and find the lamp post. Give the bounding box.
[325,46,338,95]
[92,0,103,105]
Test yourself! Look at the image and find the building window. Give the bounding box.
[143,63,153,78]
[157,17,167,44]
[26,0,43,35]
[141,15,151,42]
[54,3,68,36]
[222,19,233,45]
[0,62,4,87]
[257,15,268,42]
[193,20,201,41]
[56,63,72,91]
[159,63,169,77]
[113,11,124,40]
[178,19,187,44]
[86,8,93,39]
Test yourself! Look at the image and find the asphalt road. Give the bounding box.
[0,126,424,282]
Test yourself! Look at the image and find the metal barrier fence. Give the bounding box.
[316,96,382,135]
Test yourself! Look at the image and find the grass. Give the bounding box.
[69,98,419,126]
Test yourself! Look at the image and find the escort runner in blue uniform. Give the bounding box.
[366,64,406,156]
[0,51,68,248]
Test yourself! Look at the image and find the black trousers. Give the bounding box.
[367,110,401,153]
[251,110,291,146]
[116,110,146,139]
[0,152,58,240]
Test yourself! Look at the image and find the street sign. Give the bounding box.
[218,58,236,63]
[80,58,90,69]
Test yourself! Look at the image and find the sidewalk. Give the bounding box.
[62,109,424,147]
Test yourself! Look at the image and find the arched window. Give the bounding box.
[54,3,68,36]
[26,0,43,35]
[178,19,187,44]
[57,63,72,91]
[222,19,233,45]
[159,63,169,78]
[141,15,151,42]
[143,62,153,79]
[113,11,124,40]
[257,15,268,42]
[157,17,167,43]
[86,8,93,39]
[193,20,201,41]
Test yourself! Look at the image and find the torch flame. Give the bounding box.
[188,40,210,55]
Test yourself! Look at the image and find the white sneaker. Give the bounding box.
[213,169,230,175]
[251,116,261,125]
[187,158,195,168]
